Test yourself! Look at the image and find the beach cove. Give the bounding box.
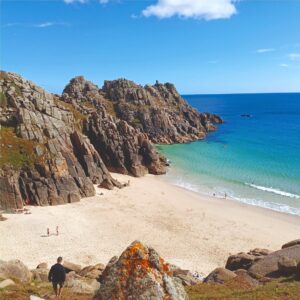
[1,173,299,276]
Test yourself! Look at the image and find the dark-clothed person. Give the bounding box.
[48,257,66,299]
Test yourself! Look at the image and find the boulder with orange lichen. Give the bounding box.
[95,241,188,300]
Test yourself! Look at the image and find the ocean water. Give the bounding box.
[157,93,300,216]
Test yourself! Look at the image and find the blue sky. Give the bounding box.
[1,0,300,94]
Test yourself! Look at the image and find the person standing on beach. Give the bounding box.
[48,257,66,299]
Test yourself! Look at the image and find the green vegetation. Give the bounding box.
[0,280,92,300]
[186,277,300,300]
[12,83,22,96]
[0,127,46,169]
[102,99,117,117]
[132,118,142,125]
[54,98,87,130]
[81,100,95,109]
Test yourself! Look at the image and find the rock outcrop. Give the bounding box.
[248,244,300,278]
[0,71,120,210]
[207,239,300,289]
[96,241,188,300]
[101,79,223,144]
[0,260,32,283]
[204,267,237,284]
[62,76,168,176]
[225,248,271,271]
[0,71,222,210]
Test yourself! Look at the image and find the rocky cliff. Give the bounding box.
[100,78,222,144]
[0,71,222,210]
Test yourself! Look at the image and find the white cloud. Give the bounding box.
[288,53,300,61]
[256,48,275,54]
[280,63,289,68]
[2,22,69,28]
[63,0,108,3]
[142,0,237,20]
[34,22,55,28]
[64,0,88,4]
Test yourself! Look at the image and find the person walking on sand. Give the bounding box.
[47,228,50,237]
[48,257,66,299]
[56,226,59,236]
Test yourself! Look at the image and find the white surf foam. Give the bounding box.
[230,194,300,216]
[168,177,300,216]
[245,183,300,199]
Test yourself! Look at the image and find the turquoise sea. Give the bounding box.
[157,93,300,216]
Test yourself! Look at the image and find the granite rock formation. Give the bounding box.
[0,71,222,210]
[96,240,188,300]
[206,239,300,286]
[62,76,167,177]
[0,72,119,210]
[102,79,223,143]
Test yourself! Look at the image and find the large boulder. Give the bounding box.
[225,248,271,271]
[282,239,300,249]
[204,268,237,284]
[0,279,15,289]
[79,263,104,280]
[31,268,49,282]
[248,245,300,278]
[234,269,260,286]
[0,260,32,283]
[277,257,297,276]
[63,261,82,273]
[168,264,200,286]
[65,271,100,294]
[95,241,188,300]
[225,253,256,271]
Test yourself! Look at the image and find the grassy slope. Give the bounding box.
[1,277,300,300]
[186,277,300,300]
[0,281,93,300]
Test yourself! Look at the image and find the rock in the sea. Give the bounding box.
[96,241,188,300]
[0,278,15,289]
[204,267,237,284]
[282,239,300,249]
[0,259,32,283]
[248,245,300,278]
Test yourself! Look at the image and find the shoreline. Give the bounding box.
[1,173,299,275]
[166,176,300,221]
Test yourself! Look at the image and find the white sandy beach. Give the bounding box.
[1,173,299,276]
